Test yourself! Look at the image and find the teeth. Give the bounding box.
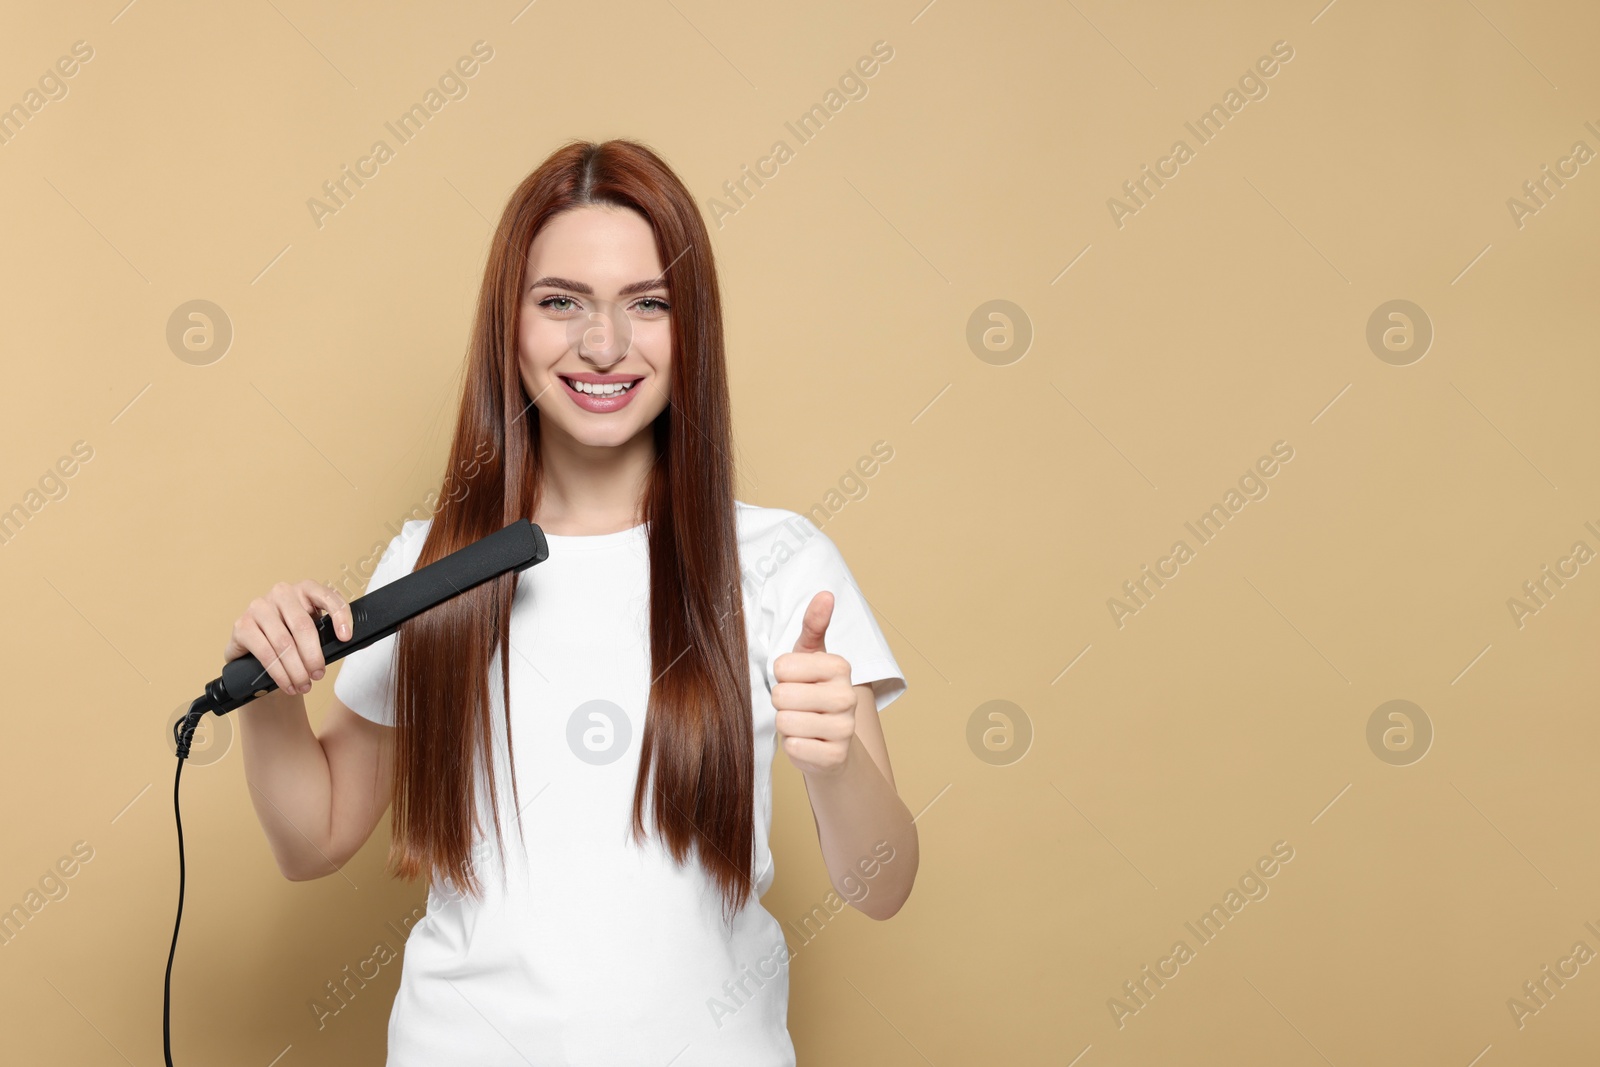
[567,378,637,397]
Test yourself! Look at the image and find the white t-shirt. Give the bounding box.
[332,500,907,1066]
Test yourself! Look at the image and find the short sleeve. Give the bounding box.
[332,521,429,726]
[760,517,907,712]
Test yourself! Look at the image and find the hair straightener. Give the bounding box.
[163,518,549,1066]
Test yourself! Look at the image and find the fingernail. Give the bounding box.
[313,668,325,680]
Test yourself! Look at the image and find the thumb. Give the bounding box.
[791,591,834,654]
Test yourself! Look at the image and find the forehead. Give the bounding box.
[526,205,662,281]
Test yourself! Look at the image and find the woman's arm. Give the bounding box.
[772,591,919,919]
[239,691,395,881]
[799,683,919,920]
[227,579,395,881]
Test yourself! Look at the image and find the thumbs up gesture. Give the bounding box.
[772,591,858,778]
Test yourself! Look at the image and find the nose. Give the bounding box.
[572,301,633,367]
[580,347,626,370]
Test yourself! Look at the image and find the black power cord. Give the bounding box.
[165,699,210,1067]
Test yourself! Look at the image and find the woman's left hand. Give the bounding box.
[772,591,857,779]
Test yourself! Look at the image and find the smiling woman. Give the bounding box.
[234,138,916,1067]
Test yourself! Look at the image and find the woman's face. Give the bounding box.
[517,204,672,450]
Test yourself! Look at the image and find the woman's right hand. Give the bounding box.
[223,580,353,697]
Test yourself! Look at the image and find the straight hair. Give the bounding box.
[387,139,754,924]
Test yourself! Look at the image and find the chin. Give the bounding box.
[559,417,650,448]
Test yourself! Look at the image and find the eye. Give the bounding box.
[538,295,579,313]
[634,296,670,314]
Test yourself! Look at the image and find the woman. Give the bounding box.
[230,139,918,1065]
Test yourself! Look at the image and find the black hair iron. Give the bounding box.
[164,518,548,1066]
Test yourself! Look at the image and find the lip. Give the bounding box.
[561,372,644,384]
[558,373,644,414]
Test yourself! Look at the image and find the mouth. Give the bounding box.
[558,374,645,412]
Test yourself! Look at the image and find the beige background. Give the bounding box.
[2,0,1597,1063]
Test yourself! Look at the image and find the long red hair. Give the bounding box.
[387,139,753,924]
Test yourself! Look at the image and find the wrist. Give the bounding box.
[801,734,863,785]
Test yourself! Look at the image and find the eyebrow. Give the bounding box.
[528,275,669,297]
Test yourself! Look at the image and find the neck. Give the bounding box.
[532,422,655,535]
